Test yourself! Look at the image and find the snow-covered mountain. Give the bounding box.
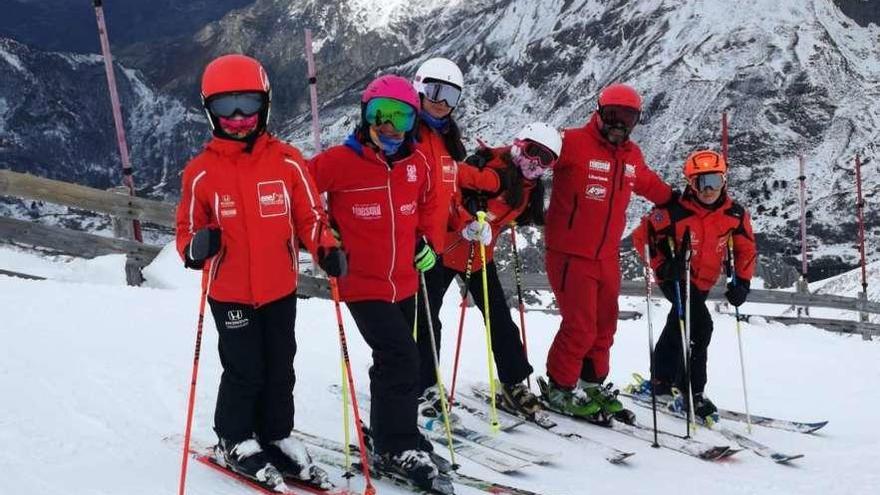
[2,0,879,282]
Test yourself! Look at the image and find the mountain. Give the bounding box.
[2,0,878,283]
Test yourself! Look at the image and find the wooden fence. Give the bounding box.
[1,168,876,338]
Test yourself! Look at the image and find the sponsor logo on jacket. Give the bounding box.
[585,184,607,201]
[353,203,382,220]
[399,201,417,216]
[257,180,288,217]
[220,194,238,218]
[625,163,636,177]
[407,163,418,183]
[441,157,456,183]
[225,309,250,329]
[589,160,610,172]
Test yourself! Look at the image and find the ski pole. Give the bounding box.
[727,236,753,434]
[509,221,531,390]
[667,236,694,438]
[643,241,659,448]
[420,271,460,468]
[476,211,501,432]
[448,241,477,405]
[178,268,210,495]
[329,278,376,495]
[412,289,419,341]
[683,232,696,435]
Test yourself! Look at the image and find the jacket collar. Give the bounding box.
[206,132,272,157]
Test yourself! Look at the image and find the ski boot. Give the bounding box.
[581,381,636,425]
[215,438,286,491]
[626,373,674,404]
[263,435,331,489]
[418,385,461,428]
[693,393,719,424]
[537,376,605,422]
[501,380,556,428]
[376,449,454,494]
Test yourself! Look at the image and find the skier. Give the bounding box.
[542,83,673,423]
[175,54,345,488]
[632,149,757,420]
[308,75,446,491]
[440,122,562,417]
[411,57,504,416]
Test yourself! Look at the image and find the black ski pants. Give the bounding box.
[347,297,421,456]
[208,293,297,445]
[417,260,533,393]
[652,282,713,396]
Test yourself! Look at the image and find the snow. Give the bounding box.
[1,245,879,494]
[0,44,26,74]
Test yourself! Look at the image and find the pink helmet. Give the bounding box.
[362,74,421,112]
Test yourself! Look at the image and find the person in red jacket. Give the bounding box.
[440,122,561,418]
[411,58,503,410]
[175,54,343,489]
[631,150,757,420]
[542,83,673,423]
[308,75,445,491]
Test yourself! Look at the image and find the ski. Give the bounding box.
[463,386,635,465]
[292,429,547,495]
[189,443,356,494]
[534,377,734,461]
[335,386,535,473]
[452,396,527,432]
[624,373,827,434]
[621,383,805,463]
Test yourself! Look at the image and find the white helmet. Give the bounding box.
[516,122,562,157]
[413,57,464,92]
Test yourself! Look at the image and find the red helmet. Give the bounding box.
[598,83,642,111]
[201,54,271,101]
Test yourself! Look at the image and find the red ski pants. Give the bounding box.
[545,249,620,388]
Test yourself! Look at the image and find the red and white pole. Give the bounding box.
[721,111,729,162]
[93,0,141,241]
[798,156,808,280]
[305,29,322,153]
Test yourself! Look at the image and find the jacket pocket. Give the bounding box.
[211,247,227,281]
[567,193,579,229]
[560,258,571,291]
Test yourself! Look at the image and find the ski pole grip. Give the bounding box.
[477,210,487,224]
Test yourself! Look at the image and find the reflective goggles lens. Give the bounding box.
[365,97,416,133]
[421,81,462,108]
[599,104,640,129]
[207,92,265,118]
[516,139,557,167]
[692,172,725,192]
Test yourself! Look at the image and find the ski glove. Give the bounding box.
[461,220,492,246]
[725,277,750,307]
[414,238,437,272]
[185,227,221,269]
[318,246,348,278]
[656,257,686,282]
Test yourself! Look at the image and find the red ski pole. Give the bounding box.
[448,241,476,405]
[178,268,210,495]
[93,0,141,241]
[330,278,377,495]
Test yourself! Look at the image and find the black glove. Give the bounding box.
[318,247,348,278]
[656,257,686,282]
[462,190,488,217]
[657,189,682,209]
[725,277,750,307]
[655,229,691,282]
[185,227,221,269]
[464,147,494,169]
[659,281,678,303]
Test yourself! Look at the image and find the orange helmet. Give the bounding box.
[683,150,727,180]
[201,54,271,101]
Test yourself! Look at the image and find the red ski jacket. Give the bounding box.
[415,121,501,252]
[175,133,337,306]
[309,136,440,303]
[442,147,536,273]
[545,113,672,260]
[632,189,757,291]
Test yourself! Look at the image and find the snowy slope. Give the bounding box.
[1,245,878,495]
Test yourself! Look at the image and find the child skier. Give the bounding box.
[176,54,344,489]
[632,149,757,420]
[308,75,447,492]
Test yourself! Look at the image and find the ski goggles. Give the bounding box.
[690,172,726,192]
[420,81,462,108]
[206,92,265,118]
[599,104,641,129]
[365,97,416,133]
[514,139,558,168]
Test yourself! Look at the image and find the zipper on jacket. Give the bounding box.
[384,165,398,303]
[567,193,579,229]
[594,156,623,258]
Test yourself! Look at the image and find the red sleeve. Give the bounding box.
[418,157,442,249]
[631,218,650,264]
[175,162,213,262]
[284,151,337,257]
[732,210,757,280]
[458,163,500,193]
[633,156,673,206]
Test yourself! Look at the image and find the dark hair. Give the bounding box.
[497,151,545,226]
[442,118,467,161]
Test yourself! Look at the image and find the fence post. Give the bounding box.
[108,186,144,286]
